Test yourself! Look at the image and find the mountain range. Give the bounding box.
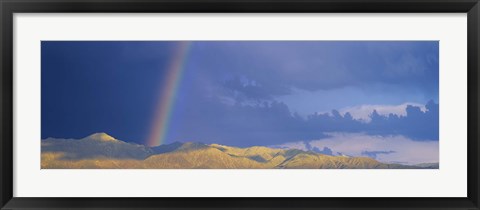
[41,133,438,169]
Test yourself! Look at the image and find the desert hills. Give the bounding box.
[41,133,436,169]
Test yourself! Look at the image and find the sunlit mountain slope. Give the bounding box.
[41,133,433,169]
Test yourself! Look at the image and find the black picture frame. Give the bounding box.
[1,0,479,209]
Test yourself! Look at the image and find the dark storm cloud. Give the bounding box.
[189,41,439,100]
[42,41,439,147]
[167,96,439,146]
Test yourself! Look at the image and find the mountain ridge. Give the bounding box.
[41,133,438,169]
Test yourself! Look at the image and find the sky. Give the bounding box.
[41,41,439,150]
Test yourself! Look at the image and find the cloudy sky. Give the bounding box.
[42,41,439,163]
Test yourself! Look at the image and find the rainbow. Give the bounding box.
[146,41,192,146]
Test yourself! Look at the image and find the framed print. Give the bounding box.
[1,0,479,209]
[39,40,440,170]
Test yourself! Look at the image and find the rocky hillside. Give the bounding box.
[41,133,432,169]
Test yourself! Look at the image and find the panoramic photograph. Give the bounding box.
[41,41,439,169]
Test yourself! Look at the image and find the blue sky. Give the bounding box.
[42,41,439,147]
